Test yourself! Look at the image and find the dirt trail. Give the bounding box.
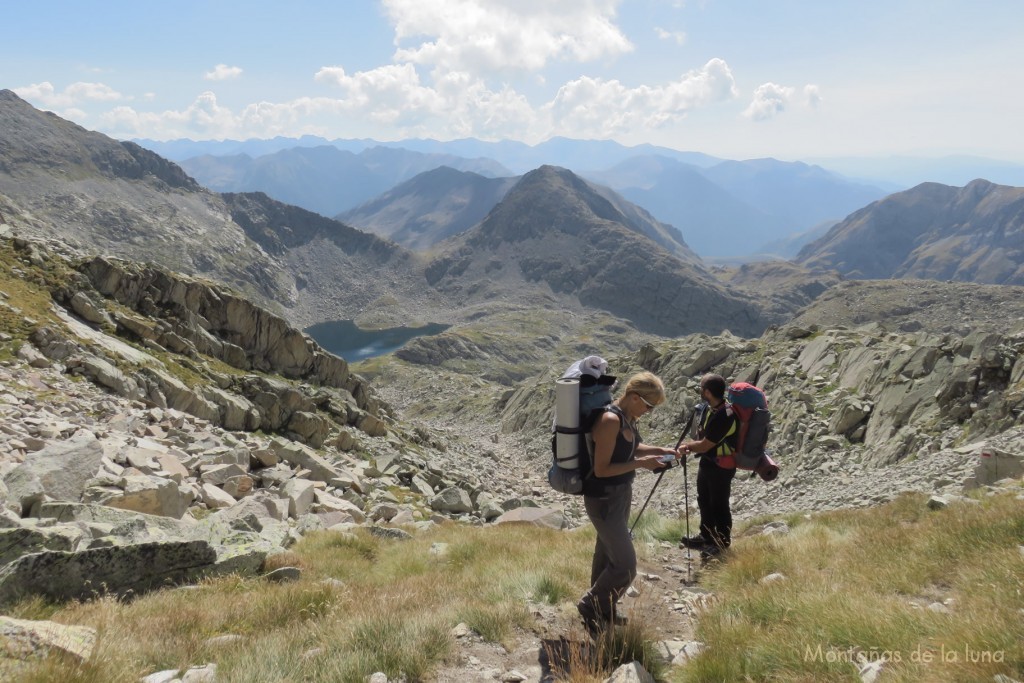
[430,550,712,682]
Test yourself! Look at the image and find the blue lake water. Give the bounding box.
[305,319,450,362]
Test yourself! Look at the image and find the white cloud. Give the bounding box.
[15,81,125,108]
[102,91,241,139]
[382,0,632,75]
[204,64,243,81]
[654,27,686,45]
[314,63,442,120]
[742,82,821,121]
[743,82,795,121]
[546,58,738,137]
[316,64,534,137]
[102,55,743,142]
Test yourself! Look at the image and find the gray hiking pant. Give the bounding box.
[578,482,636,618]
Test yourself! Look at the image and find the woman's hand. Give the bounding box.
[635,454,668,471]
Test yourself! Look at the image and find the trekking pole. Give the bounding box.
[682,450,693,583]
[628,408,696,538]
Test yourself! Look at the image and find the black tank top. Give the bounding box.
[583,405,638,497]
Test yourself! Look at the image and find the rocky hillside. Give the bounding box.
[713,259,842,323]
[423,165,771,338]
[495,307,1024,528]
[798,179,1024,284]
[0,234,541,607]
[787,278,1024,335]
[0,90,293,307]
[338,166,518,251]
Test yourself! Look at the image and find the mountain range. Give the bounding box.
[0,90,774,341]
[172,140,889,258]
[3,88,1023,352]
[179,145,511,219]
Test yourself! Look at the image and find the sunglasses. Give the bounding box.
[637,394,656,410]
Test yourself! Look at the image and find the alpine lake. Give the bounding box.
[304,319,450,362]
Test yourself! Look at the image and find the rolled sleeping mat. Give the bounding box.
[554,378,580,469]
[756,453,780,482]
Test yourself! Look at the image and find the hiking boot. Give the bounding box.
[577,602,602,637]
[679,534,710,549]
[700,542,729,559]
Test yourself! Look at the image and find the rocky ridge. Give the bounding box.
[798,179,1024,284]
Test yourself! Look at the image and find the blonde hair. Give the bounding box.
[622,371,665,406]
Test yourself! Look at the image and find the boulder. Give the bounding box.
[36,502,195,539]
[287,411,331,447]
[964,447,1024,489]
[605,662,655,683]
[3,431,104,513]
[829,397,872,436]
[200,483,237,510]
[145,369,222,424]
[279,479,316,518]
[356,412,388,438]
[208,492,289,525]
[0,540,218,605]
[222,475,254,500]
[202,386,261,432]
[494,507,567,530]
[0,616,97,663]
[314,490,366,522]
[270,438,342,483]
[0,526,87,565]
[92,475,195,519]
[199,463,249,486]
[430,487,473,514]
[67,354,145,401]
[69,291,112,326]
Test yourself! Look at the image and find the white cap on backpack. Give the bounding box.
[562,355,608,379]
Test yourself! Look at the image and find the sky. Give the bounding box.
[4,0,1024,163]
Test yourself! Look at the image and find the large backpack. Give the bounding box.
[724,382,779,482]
[549,363,616,495]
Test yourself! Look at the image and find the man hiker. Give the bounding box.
[677,373,738,557]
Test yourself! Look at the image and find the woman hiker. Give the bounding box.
[576,371,678,637]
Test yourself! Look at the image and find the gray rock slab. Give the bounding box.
[494,507,567,530]
[3,431,104,508]
[270,438,342,483]
[0,526,86,566]
[0,615,97,662]
[0,540,217,606]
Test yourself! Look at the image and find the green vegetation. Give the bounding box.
[0,243,63,357]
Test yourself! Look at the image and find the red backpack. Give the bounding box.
[724,382,779,482]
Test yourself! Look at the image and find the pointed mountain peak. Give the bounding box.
[474,165,633,244]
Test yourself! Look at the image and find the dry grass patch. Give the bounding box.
[3,521,612,681]
[676,491,1024,682]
